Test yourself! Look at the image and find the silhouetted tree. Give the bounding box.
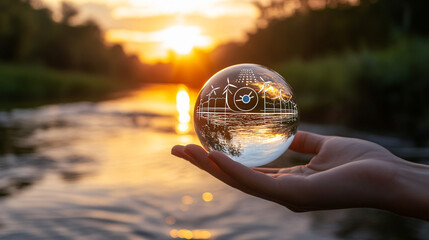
[60,2,78,25]
[0,0,144,82]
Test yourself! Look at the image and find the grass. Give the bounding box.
[0,63,129,108]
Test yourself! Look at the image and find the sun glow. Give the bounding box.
[176,87,191,134]
[106,25,212,60]
[161,25,212,54]
[170,229,212,239]
[41,0,260,62]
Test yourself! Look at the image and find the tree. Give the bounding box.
[61,2,78,25]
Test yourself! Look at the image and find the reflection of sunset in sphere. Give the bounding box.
[194,64,299,167]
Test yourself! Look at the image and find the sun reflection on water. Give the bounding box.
[170,229,212,239]
[176,86,191,135]
[202,192,213,202]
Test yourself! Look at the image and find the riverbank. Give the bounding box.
[0,63,137,109]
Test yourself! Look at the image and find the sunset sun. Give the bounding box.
[160,25,212,55]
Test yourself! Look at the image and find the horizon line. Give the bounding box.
[196,112,297,115]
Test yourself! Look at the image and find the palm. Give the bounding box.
[274,135,398,176]
[172,131,400,212]
[253,135,400,211]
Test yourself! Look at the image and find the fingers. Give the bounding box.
[172,144,322,211]
[208,151,279,196]
[172,145,254,194]
[172,144,215,172]
[173,145,316,208]
[171,145,193,162]
[172,145,278,201]
[289,131,327,154]
[183,144,210,169]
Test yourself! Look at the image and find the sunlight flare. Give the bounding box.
[160,25,212,54]
[170,229,212,239]
[176,87,191,134]
[106,25,212,57]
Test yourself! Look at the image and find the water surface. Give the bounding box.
[0,84,427,240]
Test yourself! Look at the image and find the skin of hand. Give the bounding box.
[171,131,429,221]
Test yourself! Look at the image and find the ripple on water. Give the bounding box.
[0,85,426,239]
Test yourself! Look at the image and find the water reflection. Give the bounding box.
[202,192,213,202]
[170,229,212,239]
[176,86,191,135]
[195,112,298,166]
[0,120,96,198]
[0,84,427,239]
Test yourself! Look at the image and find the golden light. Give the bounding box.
[263,134,283,143]
[160,25,212,55]
[177,123,189,134]
[177,90,190,122]
[170,229,212,239]
[105,25,212,61]
[46,0,260,62]
[176,87,191,134]
[202,192,213,202]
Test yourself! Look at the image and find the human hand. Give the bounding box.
[172,131,429,220]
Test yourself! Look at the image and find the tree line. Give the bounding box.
[0,0,142,81]
[210,0,429,68]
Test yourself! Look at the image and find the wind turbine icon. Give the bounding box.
[206,85,219,114]
[223,77,237,113]
[258,76,271,114]
[271,89,284,114]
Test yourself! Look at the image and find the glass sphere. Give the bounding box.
[194,64,299,167]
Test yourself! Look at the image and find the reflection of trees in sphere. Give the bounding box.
[194,64,299,167]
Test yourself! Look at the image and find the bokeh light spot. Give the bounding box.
[181,195,193,205]
[202,192,213,202]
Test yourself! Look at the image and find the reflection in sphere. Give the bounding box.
[194,64,299,167]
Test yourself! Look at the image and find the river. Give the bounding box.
[0,84,427,239]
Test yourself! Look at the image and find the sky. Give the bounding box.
[41,0,261,63]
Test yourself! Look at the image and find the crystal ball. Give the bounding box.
[194,64,299,167]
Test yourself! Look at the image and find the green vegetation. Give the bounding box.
[211,0,428,69]
[0,0,141,77]
[0,0,142,90]
[275,38,429,142]
[0,63,125,103]
[0,0,143,106]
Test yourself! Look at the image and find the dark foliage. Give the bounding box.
[0,0,142,81]
[211,0,429,68]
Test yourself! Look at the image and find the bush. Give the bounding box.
[0,63,122,103]
[275,38,429,144]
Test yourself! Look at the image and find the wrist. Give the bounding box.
[387,159,429,220]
